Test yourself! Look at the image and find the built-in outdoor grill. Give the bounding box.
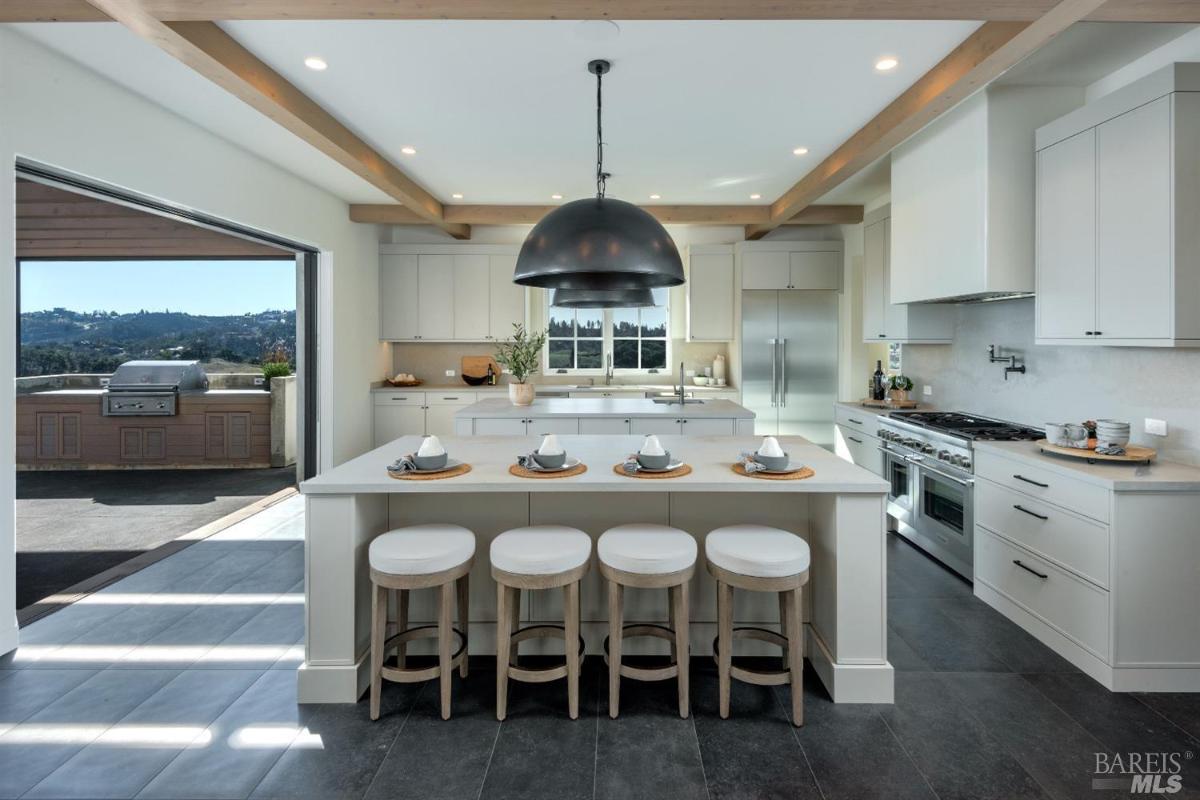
[102,360,209,417]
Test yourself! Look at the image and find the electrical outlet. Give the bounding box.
[1145,418,1168,436]
[922,385,933,397]
[444,369,455,377]
[685,369,696,378]
[253,377,265,386]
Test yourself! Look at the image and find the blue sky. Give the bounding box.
[20,260,297,315]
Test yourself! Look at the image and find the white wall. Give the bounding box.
[0,28,389,652]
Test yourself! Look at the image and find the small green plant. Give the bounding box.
[494,323,547,384]
[262,361,292,380]
[889,374,914,392]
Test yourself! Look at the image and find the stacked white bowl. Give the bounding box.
[1095,419,1131,447]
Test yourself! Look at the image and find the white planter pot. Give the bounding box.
[509,382,535,406]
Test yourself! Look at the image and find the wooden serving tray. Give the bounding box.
[1037,440,1156,464]
[859,397,919,409]
[384,379,423,387]
[461,355,501,381]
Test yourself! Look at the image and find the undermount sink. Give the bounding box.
[651,397,706,405]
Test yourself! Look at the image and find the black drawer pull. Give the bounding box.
[848,418,864,425]
[1013,474,1049,488]
[1013,560,1048,580]
[848,436,863,444]
[1013,504,1049,521]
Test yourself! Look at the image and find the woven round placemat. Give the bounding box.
[731,463,814,481]
[612,463,693,479]
[388,463,473,481]
[509,463,588,479]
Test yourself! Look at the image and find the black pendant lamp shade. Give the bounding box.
[513,59,685,291]
[550,286,656,309]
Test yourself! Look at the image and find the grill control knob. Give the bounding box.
[921,444,936,455]
[937,450,951,461]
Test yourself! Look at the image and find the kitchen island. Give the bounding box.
[299,435,891,704]
[454,397,756,436]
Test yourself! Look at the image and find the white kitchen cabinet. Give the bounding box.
[452,254,490,340]
[891,86,1081,303]
[740,250,790,290]
[580,418,631,435]
[685,245,735,341]
[488,254,525,341]
[379,254,419,340]
[834,423,883,477]
[473,418,528,436]
[861,206,953,344]
[424,391,476,437]
[681,418,735,436]
[416,255,455,339]
[738,242,844,291]
[373,393,426,447]
[1035,64,1200,346]
[526,418,581,436]
[630,418,684,435]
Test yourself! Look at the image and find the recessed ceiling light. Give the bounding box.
[649,194,661,200]
[551,194,563,200]
[304,56,327,71]
[451,193,463,200]
[875,57,899,72]
[792,147,809,156]
[400,146,417,155]
[750,193,762,200]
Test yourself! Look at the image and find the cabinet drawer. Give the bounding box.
[975,449,1110,523]
[835,424,883,477]
[526,418,580,436]
[975,526,1109,660]
[426,392,476,405]
[374,392,425,407]
[976,480,1109,588]
[834,406,879,434]
[580,418,631,435]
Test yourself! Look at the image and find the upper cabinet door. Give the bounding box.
[380,254,419,340]
[452,254,490,340]
[789,251,841,291]
[417,254,455,340]
[687,251,735,340]
[1036,129,1097,340]
[488,254,526,341]
[862,219,887,342]
[1096,96,1172,340]
[741,251,791,289]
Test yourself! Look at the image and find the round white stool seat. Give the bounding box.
[598,524,697,575]
[369,524,476,576]
[705,525,810,578]
[491,525,591,575]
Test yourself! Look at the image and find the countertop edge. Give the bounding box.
[973,441,1200,492]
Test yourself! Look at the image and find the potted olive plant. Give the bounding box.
[888,374,914,404]
[494,323,547,406]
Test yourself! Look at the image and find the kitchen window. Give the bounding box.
[545,289,670,373]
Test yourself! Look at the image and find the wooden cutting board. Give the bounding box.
[461,355,501,379]
[860,397,920,409]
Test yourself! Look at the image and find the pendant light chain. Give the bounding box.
[595,67,608,199]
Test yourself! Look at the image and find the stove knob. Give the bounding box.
[960,458,972,470]
[922,444,936,455]
[937,450,951,461]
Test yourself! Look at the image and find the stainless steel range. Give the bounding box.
[102,360,209,417]
[876,411,1042,580]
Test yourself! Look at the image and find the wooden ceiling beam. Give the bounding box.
[349,203,864,226]
[745,0,1108,240]
[81,1,469,239]
[6,1,1198,23]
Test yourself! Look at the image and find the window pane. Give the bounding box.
[548,340,574,369]
[577,309,603,338]
[577,340,602,368]
[640,305,667,337]
[641,339,666,369]
[547,307,574,337]
[611,308,638,338]
[613,338,638,369]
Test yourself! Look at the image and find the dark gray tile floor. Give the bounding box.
[3,510,1198,800]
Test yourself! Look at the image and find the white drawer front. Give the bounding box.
[526,417,580,436]
[373,392,425,407]
[976,480,1109,588]
[975,449,1110,523]
[975,527,1109,660]
[834,406,880,435]
[835,424,883,477]
[426,392,476,405]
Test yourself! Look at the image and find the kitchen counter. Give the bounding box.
[371,382,737,394]
[456,397,754,420]
[974,440,1200,492]
[299,434,890,705]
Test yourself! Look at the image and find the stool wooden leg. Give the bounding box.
[778,592,788,671]
[396,589,409,670]
[607,579,623,719]
[509,588,521,667]
[495,582,511,722]
[673,581,690,719]
[668,588,677,664]
[438,581,454,720]
[457,574,470,679]
[717,580,733,719]
[369,583,386,721]
[565,580,581,720]
[786,587,804,727]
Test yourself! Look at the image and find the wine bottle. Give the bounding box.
[872,360,885,401]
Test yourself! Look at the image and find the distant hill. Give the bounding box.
[19,308,295,376]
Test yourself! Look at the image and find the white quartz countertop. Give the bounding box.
[371,382,736,394]
[457,398,755,419]
[974,441,1200,492]
[300,435,887,495]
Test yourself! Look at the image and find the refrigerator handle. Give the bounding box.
[779,338,787,407]
[768,338,777,407]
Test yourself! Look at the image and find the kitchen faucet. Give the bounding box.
[605,353,613,386]
[677,361,685,405]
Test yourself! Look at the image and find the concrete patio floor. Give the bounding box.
[16,469,297,614]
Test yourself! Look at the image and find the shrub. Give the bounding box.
[262,361,292,380]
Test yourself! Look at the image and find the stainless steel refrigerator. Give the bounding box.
[741,291,839,447]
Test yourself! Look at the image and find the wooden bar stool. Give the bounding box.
[491,525,591,721]
[369,524,475,721]
[705,525,810,727]
[598,524,697,719]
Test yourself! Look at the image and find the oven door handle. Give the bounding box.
[901,454,975,487]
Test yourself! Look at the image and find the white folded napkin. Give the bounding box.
[538,434,564,455]
[758,436,785,457]
[417,435,445,457]
[640,435,666,456]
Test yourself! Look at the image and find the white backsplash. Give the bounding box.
[901,298,1200,466]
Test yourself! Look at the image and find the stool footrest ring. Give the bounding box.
[602,624,684,682]
[506,624,586,685]
[712,627,795,687]
[380,625,467,684]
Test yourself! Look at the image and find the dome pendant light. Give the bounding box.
[550,287,656,309]
[513,60,685,291]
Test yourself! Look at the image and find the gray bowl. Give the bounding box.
[636,451,672,470]
[533,452,566,470]
[755,452,790,471]
[413,453,448,471]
